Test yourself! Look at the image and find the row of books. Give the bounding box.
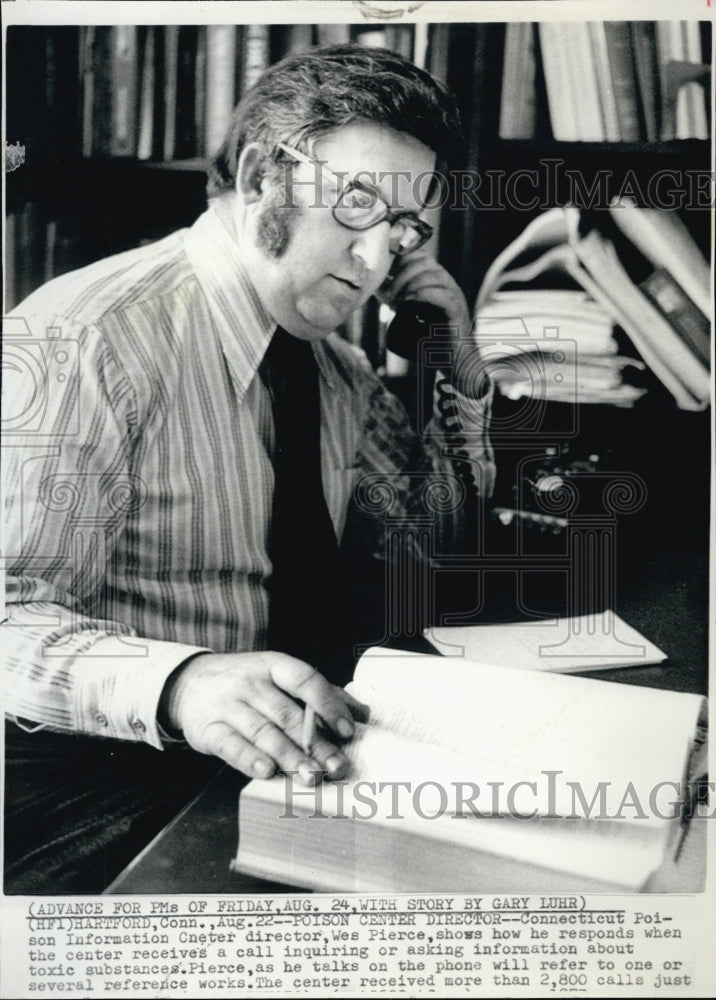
[474,201,711,411]
[5,22,430,311]
[82,25,267,162]
[79,22,423,163]
[500,21,710,143]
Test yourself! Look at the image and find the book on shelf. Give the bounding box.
[680,20,709,139]
[89,27,113,156]
[603,21,642,142]
[476,205,710,411]
[110,25,139,157]
[79,26,96,157]
[588,22,621,142]
[233,646,707,893]
[136,27,157,161]
[386,25,414,61]
[353,27,387,49]
[44,28,82,156]
[80,26,140,157]
[160,26,200,160]
[175,27,199,160]
[426,22,450,84]
[498,22,537,140]
[656,20,709,141]
[204,26,238,158]
[316,23,351,47]
[567,23,604,141]
[412,21,429,70]
[351,23,414,59]
[162,26,180,162]
[630,21,661,142]
[538,22,578,141]
[193,27,207,157]
[242,23,270,94]
[278,23,315,58]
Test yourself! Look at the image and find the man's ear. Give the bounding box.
[235,143,268,204]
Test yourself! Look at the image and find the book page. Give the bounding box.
[348,649,706,818]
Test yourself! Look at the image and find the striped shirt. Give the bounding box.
[3,201,495,750]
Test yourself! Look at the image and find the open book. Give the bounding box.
[234,648,706,893]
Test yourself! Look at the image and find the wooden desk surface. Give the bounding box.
[106,540,709,896]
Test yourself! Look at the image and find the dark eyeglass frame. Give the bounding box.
[276,141,434,256]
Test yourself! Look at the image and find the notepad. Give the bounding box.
[423,609,666,672]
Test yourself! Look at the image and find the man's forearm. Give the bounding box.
[3,599,209,749]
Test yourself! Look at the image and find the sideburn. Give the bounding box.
[256,194,293,258]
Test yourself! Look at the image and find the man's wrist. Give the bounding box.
[157,653,207,739]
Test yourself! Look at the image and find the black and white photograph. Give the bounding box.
[2,0,714,996]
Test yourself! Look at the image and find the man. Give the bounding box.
[3,44,494,892]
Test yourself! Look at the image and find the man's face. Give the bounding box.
[240,120,437,340]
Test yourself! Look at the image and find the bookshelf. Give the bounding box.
[5,21,711,450]
[6,21,711,300]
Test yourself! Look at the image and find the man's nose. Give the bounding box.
[349,222,392,273]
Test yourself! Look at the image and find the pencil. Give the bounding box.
[301,705,316,756]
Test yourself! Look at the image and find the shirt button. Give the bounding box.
[95,713,108,727]
[130,718,146,734]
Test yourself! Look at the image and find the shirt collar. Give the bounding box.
[183,198,336,401]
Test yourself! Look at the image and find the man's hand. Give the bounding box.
[159,651,369,784]
[378,253,487,398]
[378,251,471,335]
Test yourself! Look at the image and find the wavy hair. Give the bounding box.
[207,43,463,197]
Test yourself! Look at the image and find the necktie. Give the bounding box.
[261,328,352,684]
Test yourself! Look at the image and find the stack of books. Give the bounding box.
[500,21,710,142]
[474,202,710,411]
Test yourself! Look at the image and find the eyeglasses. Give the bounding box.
[276,142,433,256]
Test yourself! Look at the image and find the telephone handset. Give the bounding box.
[381,270,482,500]
[382,254,448,363]
[385,299,480,500]
[384,301,448,363]
[385,296,485,400]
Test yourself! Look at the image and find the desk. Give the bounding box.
[106,541,708,895]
